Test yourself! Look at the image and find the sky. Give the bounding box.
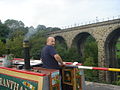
[0,0,120,28]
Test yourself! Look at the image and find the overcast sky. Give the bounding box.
[0,0,120,28]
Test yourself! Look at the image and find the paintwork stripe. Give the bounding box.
[78,66,93,69]
[93,67,108,71]
[0,67,46,76]
[109,68,120,72]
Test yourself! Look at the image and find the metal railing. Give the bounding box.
[60,15,120,29]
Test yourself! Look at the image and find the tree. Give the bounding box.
[46,27,61,31]
[0,20,2,24]
[9,28,28,39]
[30,30,47,59]
[6,36,24,58]
[83,36,98,82]
[4,19,25,30]
[0,23,10,43]
[52,27,61,31]
[55,41,81,62]
[84,36,98,66]
[36,25,46,31]
[0,40,6,56]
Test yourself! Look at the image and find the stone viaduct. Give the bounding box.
[48,19,120,82]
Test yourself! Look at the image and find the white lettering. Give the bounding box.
[10,80,13,89]
[6,79,10,88]
[3,79,6,86]
[0,78,34,90]
[13,83,19,90]
[0,78,2,85]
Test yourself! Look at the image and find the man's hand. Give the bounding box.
[59,64,65,67]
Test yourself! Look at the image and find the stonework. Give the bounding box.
[48,19,120,82]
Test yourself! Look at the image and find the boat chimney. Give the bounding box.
[23,40,30,70]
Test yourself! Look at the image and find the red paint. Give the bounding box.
[13,58,24,60]
[64,62,73,65]
[76,63,83,65]
[0,67,46,76]
[93,67,108,71]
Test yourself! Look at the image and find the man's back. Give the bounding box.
[41,45,60,69]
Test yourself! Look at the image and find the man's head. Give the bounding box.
[46,37,55,46]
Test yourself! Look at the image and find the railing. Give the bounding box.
[60,15,120,29]
[47,15,120,35]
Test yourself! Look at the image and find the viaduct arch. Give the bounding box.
[48,19,120,82]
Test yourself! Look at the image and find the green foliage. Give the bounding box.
[0,40,6,56]
[36,25,46,31]
[83,36,98,82]
[116,42,120,49]
[6,36,24,58]
[84,36,98,66]
[4,19,28,40]
[55,40,81,62]
[84,56,99,82]
[30,30,47,59]
[4,19,25,29]
[0,23,10,42]
[117,75,120,85]
[84,57,95,66]
[116,40,120,68]
[112,75,120,85]
[84,69,98,82]
[116,41,120,59]
[9,28,28,40]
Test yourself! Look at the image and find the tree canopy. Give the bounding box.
[0,23,10,43]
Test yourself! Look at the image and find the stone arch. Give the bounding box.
[72,32,98,58]
[54,36,67,49]
[105,27,120,82]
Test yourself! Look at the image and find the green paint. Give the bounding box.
[0,74,38,90]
